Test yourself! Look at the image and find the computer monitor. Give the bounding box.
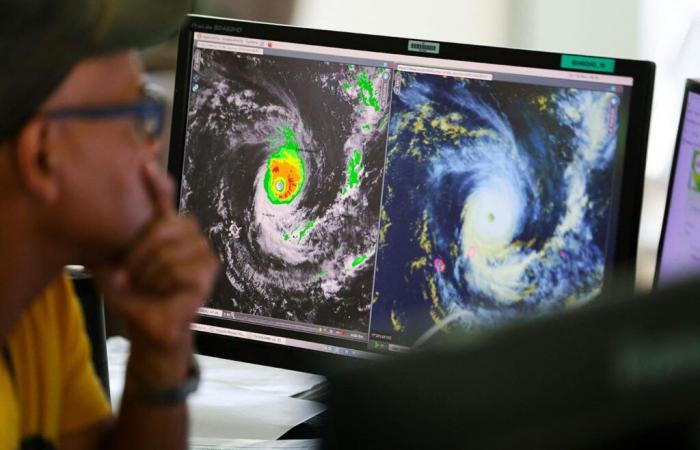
[655,79,700,287]
[169,15,655,373]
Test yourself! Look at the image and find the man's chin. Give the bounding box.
[91,221,149,268]
[81,244,129,271]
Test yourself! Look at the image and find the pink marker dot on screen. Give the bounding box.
[433,258,446,273]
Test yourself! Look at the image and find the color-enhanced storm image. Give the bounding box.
[372,72,622,346]
[181,48,391,331]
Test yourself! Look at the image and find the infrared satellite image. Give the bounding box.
[181,49,391,331]
[371,73,622,346]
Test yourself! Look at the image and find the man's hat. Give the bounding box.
[0,0,191,140]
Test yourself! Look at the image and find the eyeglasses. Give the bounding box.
[43,85,167,141]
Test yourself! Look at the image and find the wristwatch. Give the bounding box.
[134,356,201,406]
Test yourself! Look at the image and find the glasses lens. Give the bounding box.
[135,90,165,140]
[135,107,163,139]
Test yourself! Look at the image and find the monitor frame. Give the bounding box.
[169,14,656,375]
[654,78,700,289]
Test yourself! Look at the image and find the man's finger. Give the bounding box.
[126,216,201,275]
[130,238,211,293]
[126,220,188,274]
[143,162,176,218]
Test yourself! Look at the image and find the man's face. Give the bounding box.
[42,51,162,264]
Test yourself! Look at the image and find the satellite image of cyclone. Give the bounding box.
[180,48,391,331]
[371,72,622,347]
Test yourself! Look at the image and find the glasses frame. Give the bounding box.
[43,85,167,141]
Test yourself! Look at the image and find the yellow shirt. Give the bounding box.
[0,274,112,449]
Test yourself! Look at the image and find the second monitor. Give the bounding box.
[656,79,700,287]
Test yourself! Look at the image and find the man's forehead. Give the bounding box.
[43,51,143,110]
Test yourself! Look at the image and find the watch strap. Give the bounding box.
[134,355,200,407]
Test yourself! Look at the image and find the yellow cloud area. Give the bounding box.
[407,144,424,161]
[395,101,507,168]
[417,211,432,256]
[412,116,426,133]
[396,104,431,160]
[450,242,459,258]
[510,238,537,252]
[409,102,499,145]
[391,310,405,332]
[387,144,399,157]
[429,116,497,142]
[410,256,428,272]
[424,276,448,328]
[532,95,551,112]
[394,109,415,138]
[379,207,392,245]
[513,284,537,303]
[385,185,395,202]
[405,212,446,328]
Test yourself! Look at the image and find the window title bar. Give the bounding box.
[194,32,634,86]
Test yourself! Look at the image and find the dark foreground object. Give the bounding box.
[325,279,700,449]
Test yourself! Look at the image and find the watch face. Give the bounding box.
[20,436,55,450]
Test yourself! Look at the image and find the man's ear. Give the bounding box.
[14,119,60,203]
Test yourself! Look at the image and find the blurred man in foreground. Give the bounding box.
[0,1,219,449]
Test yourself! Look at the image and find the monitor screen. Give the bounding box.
[656,80,700,287]
[170,16,654,369]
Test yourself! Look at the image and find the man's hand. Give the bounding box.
[94,162,219,388]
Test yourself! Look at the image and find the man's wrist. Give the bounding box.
[124,333,199,406]
[127,355,200,407]
[126,333,193,389]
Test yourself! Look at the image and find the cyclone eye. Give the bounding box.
[263,127,306,205]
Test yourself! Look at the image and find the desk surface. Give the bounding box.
[107,337,327,446]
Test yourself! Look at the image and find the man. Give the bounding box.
[0,1,219,449]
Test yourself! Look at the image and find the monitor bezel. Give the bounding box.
[653,79,700,289]
[169,14,656,375]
